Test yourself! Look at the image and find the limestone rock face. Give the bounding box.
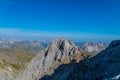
[17,37,87,80]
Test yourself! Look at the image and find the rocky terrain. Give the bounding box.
[0,38,119,80]
[39,40,120,80]
[17,37,89,80]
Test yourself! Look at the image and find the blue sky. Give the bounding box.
[0,0,120,41]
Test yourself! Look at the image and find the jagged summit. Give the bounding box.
[17,37,87,80]
[51,37,75,47]
[45,37,84,63]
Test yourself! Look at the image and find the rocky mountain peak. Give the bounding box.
[45,37,85,63]
[17,38,87,80]
[50,37,75,48]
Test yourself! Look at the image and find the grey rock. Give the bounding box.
[17,37,87,80]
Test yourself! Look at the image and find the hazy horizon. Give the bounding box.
[0,0,120,41]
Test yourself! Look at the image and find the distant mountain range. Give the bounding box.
[0,39,108,53]
[81,42,106,53]
[0,39,49,50]
[75,42,108,55]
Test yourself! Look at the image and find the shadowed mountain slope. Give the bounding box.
[40,40,120,80]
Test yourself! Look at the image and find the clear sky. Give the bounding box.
[0,0,120,41]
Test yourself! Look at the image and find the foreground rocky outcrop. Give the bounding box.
[40,40,120,80]
[17,37,88,80]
